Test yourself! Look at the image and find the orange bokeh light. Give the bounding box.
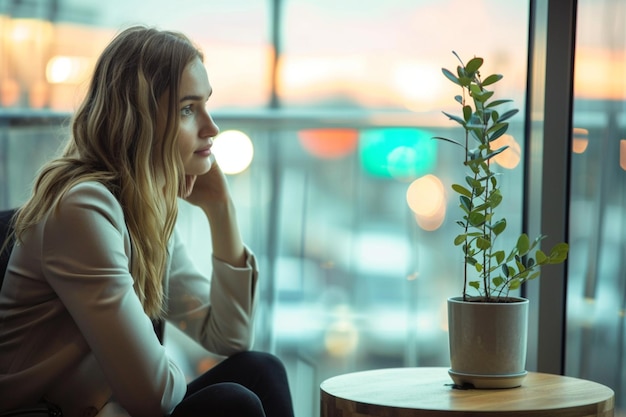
[491,134,521,169]
[572,127,589,154]
[298,128,358,159]
[406,174,447,231]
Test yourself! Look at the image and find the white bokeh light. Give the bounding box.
[46,56,91,84]
[212,130,254,175]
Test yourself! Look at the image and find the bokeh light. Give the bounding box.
[212,130,254,175]
[393,61,443,112]
[491,134,521,169]
[359,128,436,180]
[414,209,446,232]
[572,127,589,154]
[406,174,447,231]
[324,305,359,357]
[298,128,358,158]
[46,56,91,84]
[0,79,20,106]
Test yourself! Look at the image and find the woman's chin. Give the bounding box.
[185,161,212,176]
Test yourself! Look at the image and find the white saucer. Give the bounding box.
[448,369,528,389]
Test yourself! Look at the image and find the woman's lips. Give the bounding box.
[195,147,212,157]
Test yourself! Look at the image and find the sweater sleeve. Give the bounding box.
[42,182,186,417]
[165,227,258,356]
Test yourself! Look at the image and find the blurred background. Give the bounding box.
[0,0,624,415]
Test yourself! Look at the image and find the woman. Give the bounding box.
[0,26,294,417]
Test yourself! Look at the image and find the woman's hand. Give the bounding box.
[182,154,230,209]
[181,154,246,267]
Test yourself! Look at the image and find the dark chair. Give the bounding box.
[0,208,16,288]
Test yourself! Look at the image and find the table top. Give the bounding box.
[320,367,615,417]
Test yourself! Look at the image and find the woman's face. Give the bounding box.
[176,57,219,176]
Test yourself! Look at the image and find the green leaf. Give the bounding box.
[460,196,472,212]
[494,250,505,264]
[549,242,569,262]
[492,219,507,236]
[465,176,481,189]
[473,202,491,213]
[455,95,463,104]
[476,90,494,103]
[442,111,465,126]
[482,73,502,86]
[442,68,460,85]
[492,276,505,287]
[501,264,510,278]
[528,271,541,280]
[509,279,521,290]
[489,124,509,142]
[470,85,495,103]
[463,105,472,122]
[497,109,519,123]
[529,235,547,252]
[452,184,472,198]
[432,136,465,149]
[484,146,508,162]
[468,212,486,227]
[487,122,508,135]
[516,233,530,255]
[466,116,486,130]
[469,84,482,97]
[536,250,547,264]
[457,65,471,86]
[459,76,472,87]
[466,57,484,74]
[486,99,513,108]
[489,191,503,209]
[457,65,467,78]
[477,236,491,250]
[454,234,466,246]
[469,281,480,290]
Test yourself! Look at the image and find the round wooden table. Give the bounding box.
[320,367,615,417]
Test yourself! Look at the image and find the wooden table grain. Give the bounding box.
[320,367,615,417]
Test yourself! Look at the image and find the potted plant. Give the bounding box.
[433,52,569,388]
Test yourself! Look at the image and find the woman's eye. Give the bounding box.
[181,106,193,117]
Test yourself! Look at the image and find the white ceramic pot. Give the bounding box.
[447,296,529,389]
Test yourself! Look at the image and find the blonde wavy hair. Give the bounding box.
[11,26,203,318]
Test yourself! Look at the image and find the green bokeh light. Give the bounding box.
[359,128,437,179]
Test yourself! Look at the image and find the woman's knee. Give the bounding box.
[230,351,287,375]
[173,382,265,417]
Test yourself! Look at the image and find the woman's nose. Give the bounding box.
[202,112,220,138]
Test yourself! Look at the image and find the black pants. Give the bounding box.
[170,351,295,417]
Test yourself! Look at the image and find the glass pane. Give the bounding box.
[568,0,626,414]
[0,0,271,111]
[279,0,530,112]
[1,1,531,416]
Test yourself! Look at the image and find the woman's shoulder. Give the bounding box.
[61,181,120,206]
[54,181,125,225]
